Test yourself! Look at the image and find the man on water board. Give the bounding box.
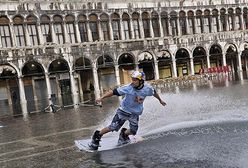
[89,71,166,150]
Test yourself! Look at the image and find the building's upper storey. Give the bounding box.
[1,0,248,12]
[1,0,248,61]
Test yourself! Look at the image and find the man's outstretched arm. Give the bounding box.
[95,90,114,104]
[153,90,166,106]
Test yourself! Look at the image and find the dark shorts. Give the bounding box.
[108,108,139,135]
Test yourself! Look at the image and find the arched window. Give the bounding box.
[170,11,178,36]
[161,12,169,36]
[196,10,203,34]
[142,12,150,38]
[65,15,76,43]
[187,11,195,34]
[220,8,227,31]
[111,13,121,40]
[122,13,131,39]
[100,13,110,41]
[235,8,242,30]
[152,11,160,37]
[203,10,211,33]
[53,15,64,44]
[40,15,52,43]
[228,8,235,31]
[0,16,12,47]
[13,15,25,46]
[212,9,219,32]
[243,8,248,29]
[78,14,88,42]
[179,11,187,35]
[132,12,141,39]
[89,14,99,41]
[26,15,39,46]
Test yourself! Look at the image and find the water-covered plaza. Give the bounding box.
[1,77,248,168]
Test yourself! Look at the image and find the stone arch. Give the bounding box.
[22,61,45,76]
[209,44,223,67]
[138,51,155,80]
[48,58,69,73]
[157,50,173,78]
[175,48,190,76]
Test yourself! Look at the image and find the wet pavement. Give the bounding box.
[1,76,248,168]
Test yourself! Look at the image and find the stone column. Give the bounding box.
[240,12,245,30]
[50,23,57,44]
[222,51,227,66]
[108,20,114,40]
[158,15,164,37]
[63,22,70,43]
[77,72,84,102]
[154,60,159,80]
[149,16,154,38]
[120,18,125,40]
[114,63,121,86]
[130,18,135,39]
[45,72,52,102]
[74,21,81,43]
[139,16,145,38]
[237,52,244,80]
[87,20,93,42]
[9,22,17,47]
[206,53,211,68]
[37,22,44,45]
[70,70,79,107]
[92,62,101,99]
[176,16,182,36]
[18,76,28,115]
[185,16,190,34]
[172,58,177,78]
[218,15,223,32]
[24,23,31,46]
[98,20,104,41]
[190,58,195,75]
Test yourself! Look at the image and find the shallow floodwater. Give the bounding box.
[1,76,248,168]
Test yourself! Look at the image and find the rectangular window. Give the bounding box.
[123,20,130,39]
[161,18,169,36]
[89,22,99,41]
[66,23,76,43]
[101,21,110,41]
[41,24,52,43]
[188,19,194,34]
[133,20,140,39]
[27,24,39,46]
[212,17,217,33]
[112,21,120,40]
[143,19,150,38]
[0,25,12,47]
[152,19,160,37]
[14,25,25,46]
[228,16,233,30]
[54,23,64,44]
[78,22,88,42]
[203,18,210,33]
[170,19,177,36]
[235,16,241,30]
[179,19,187,35]
[196,18,202,33]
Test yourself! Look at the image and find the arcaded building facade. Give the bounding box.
[0,0,248,116]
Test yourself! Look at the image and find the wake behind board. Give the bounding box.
[75,135,143,152]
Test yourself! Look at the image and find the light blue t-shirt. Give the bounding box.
[117,83,154,115]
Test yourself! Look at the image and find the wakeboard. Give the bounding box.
[75,135,143,152]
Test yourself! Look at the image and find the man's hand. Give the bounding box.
[95,98,102,104]
[160,100,166,106]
